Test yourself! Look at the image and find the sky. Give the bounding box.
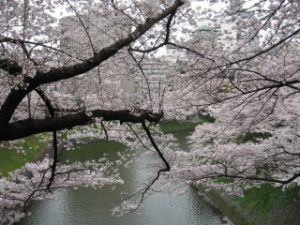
[51,0,232,57]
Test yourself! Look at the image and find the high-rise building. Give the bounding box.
[58,13,135,100]
[134,57,169,110]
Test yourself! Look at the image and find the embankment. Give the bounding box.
[198,184,300,225]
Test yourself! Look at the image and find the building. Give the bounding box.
[134,57,170,111]
[58,12,136,102]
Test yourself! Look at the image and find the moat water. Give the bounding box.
[18,122,226,225]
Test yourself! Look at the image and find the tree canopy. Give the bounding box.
[0,0,300,224]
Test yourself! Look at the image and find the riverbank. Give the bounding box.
[0,133,50,177]
[3,120,299,225]
[197,184,300,225]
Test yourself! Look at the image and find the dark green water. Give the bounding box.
[18,122,226,225]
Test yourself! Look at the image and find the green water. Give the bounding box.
[18,121,226,225]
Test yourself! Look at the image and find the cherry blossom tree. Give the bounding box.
[1,0,300,224]
[160,0,300,191]
[0,0,185,223]
[0,0,186,140]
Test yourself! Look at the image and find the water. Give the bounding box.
[18,122,226,225]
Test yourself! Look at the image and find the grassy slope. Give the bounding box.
[233,184,300,225]
[160,114,215,133]
[159,115,215,148]
[0,134,49,176]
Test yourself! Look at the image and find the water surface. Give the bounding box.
[18,122,226,225]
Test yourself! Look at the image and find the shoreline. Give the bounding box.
[196,185,253,225]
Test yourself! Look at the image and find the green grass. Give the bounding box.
[234,184,300,225]
[236,184,282,216]
[234,131,272,144]
[159,120,200,133]
[0,133,49,176]
[0,135,126,176]
[59,141,126,163]
[160,114,215,133]
[159,116,215,149]
[214,176,235,184]
[159,120,201,149]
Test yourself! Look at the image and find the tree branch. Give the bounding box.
[0,109,164,141]
[0,0,184,126]
[141,122,170,171]
[125,122,171,212]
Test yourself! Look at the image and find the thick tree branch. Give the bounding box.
[128,7,178,53]
[0,0,183,125]
[0,110,163,141]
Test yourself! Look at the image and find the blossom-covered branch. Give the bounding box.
[0,109,163,141]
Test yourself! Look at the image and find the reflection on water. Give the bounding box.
[18,122,225,225]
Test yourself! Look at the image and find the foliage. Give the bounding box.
[237,184,283,214]
[235,184,300,225]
